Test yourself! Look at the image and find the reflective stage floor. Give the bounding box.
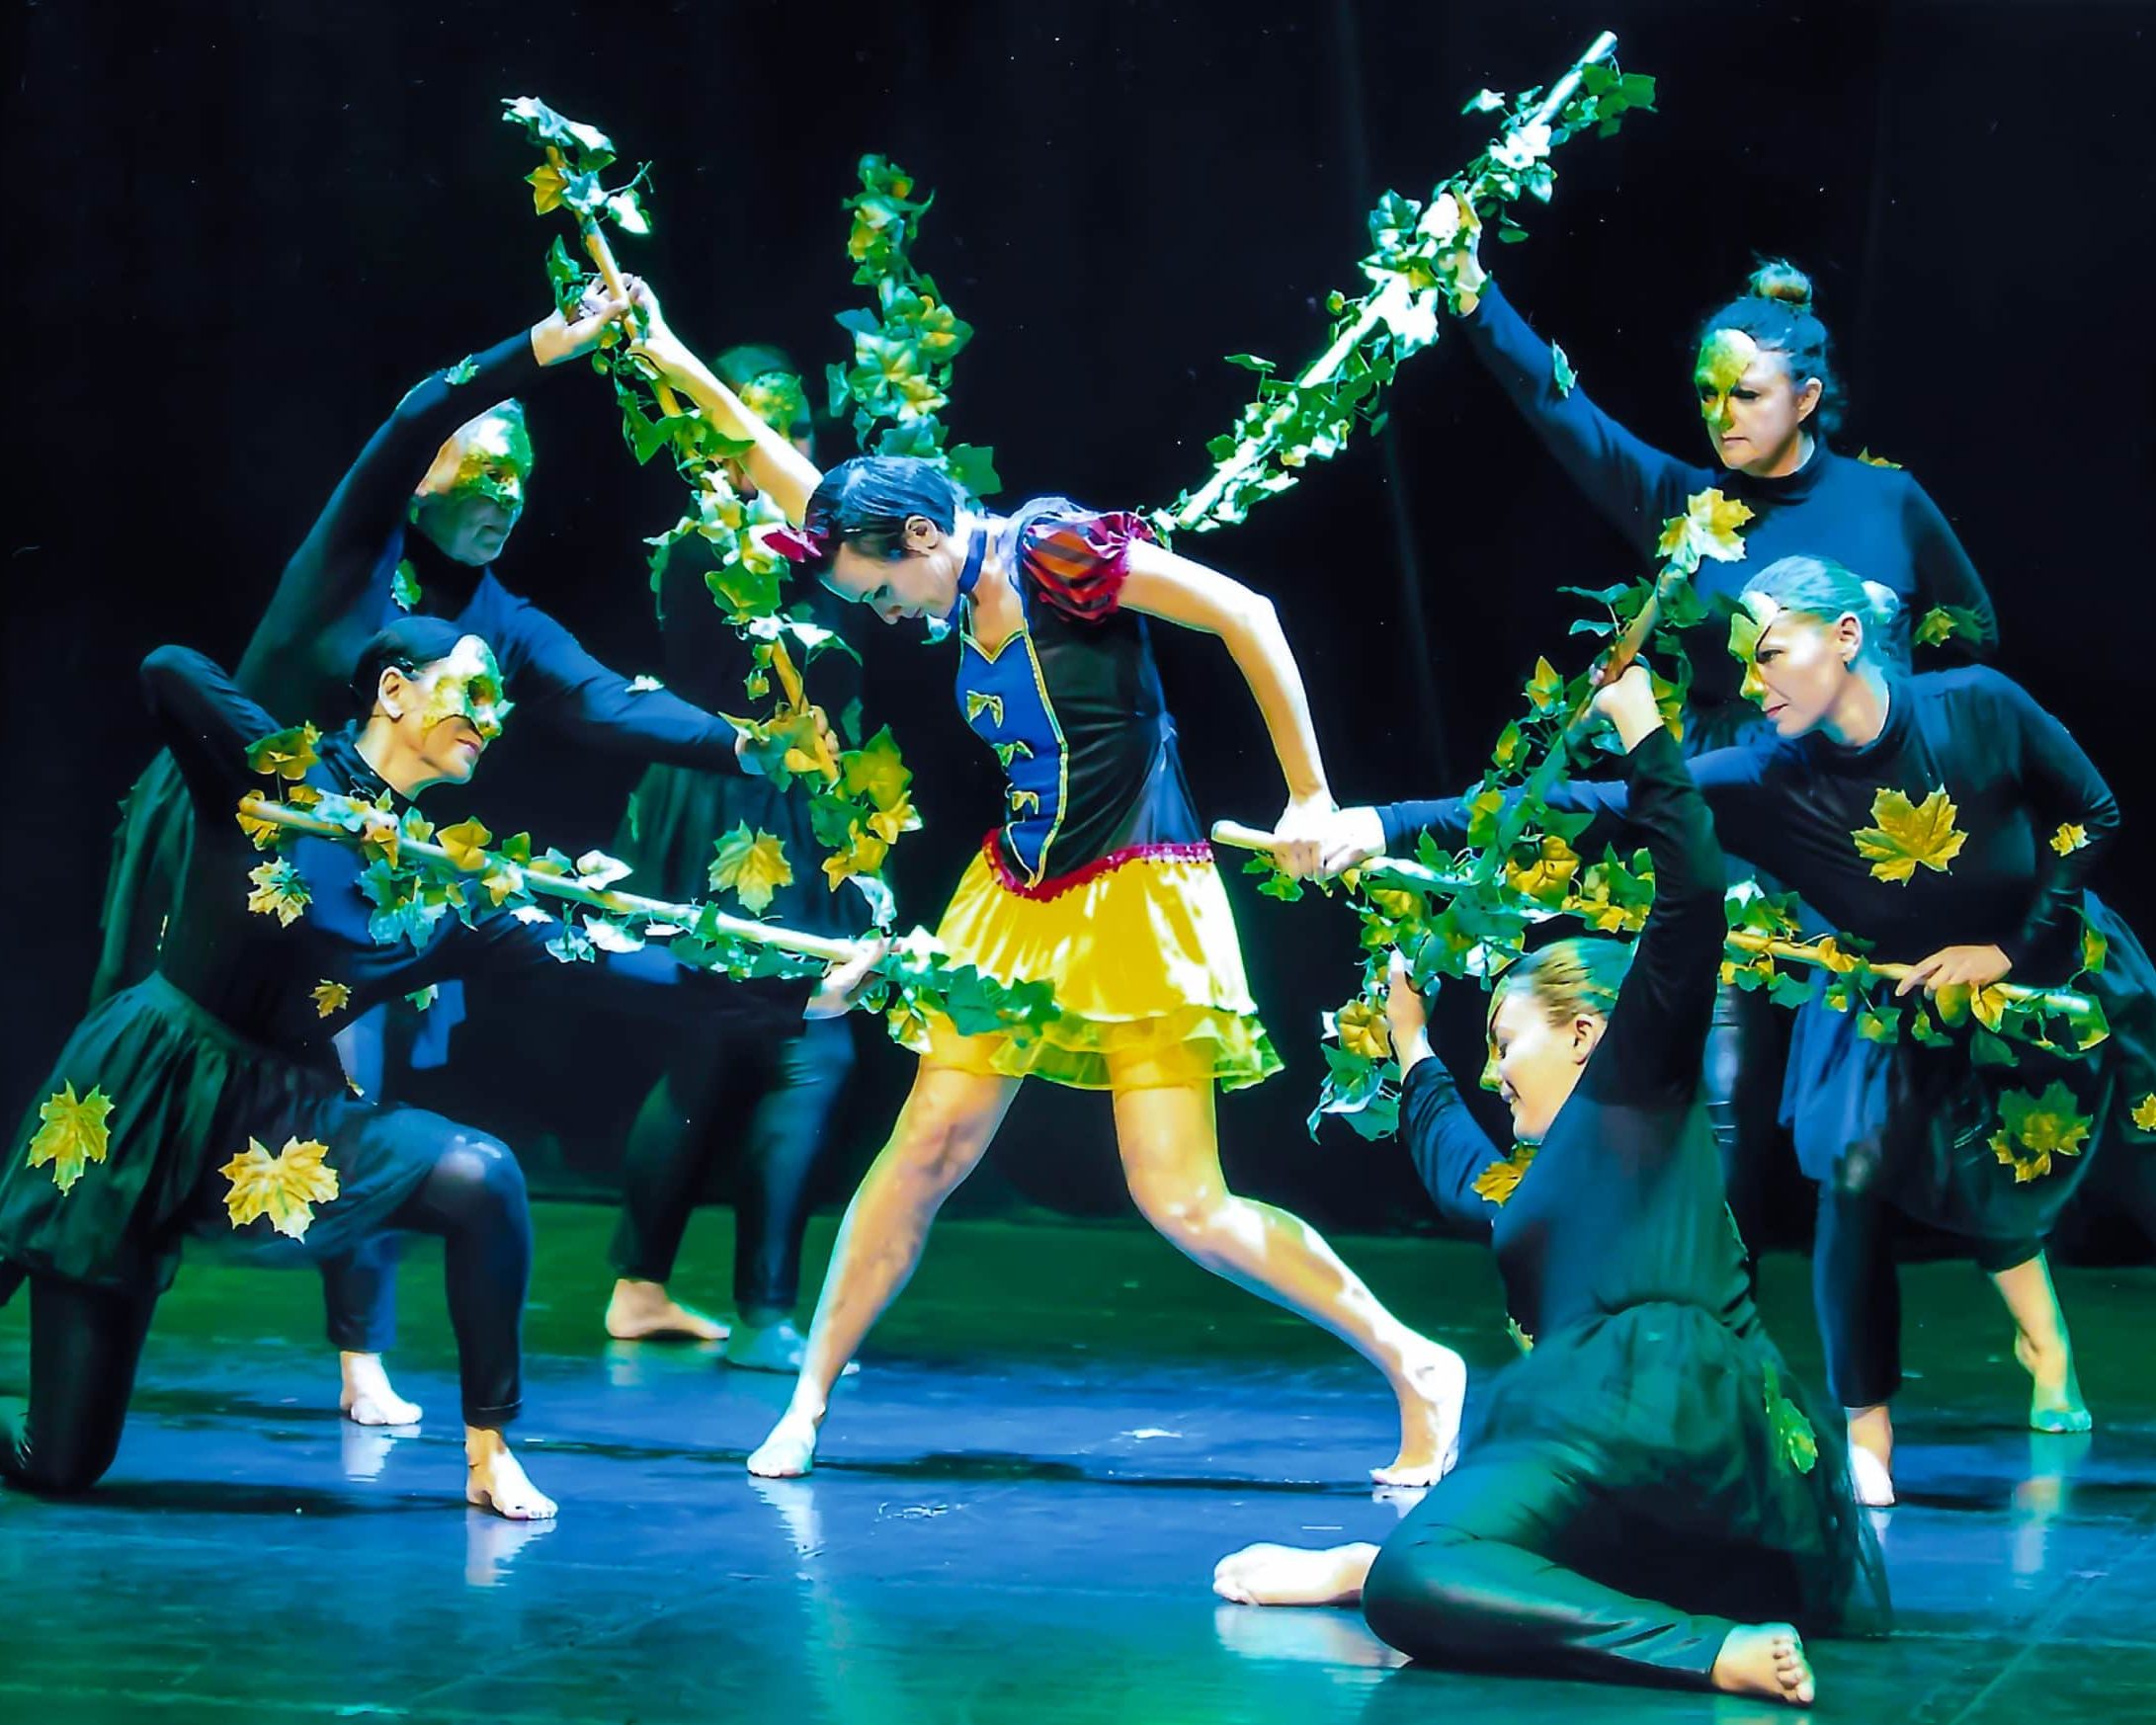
[3,1208,2152,1723]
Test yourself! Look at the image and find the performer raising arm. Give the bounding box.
[4,621,874,1519]
[1214,664,1887,1706]
[626,281,1468,1486]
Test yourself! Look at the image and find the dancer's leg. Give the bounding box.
[1109,1060,1464,1486]
[1811,1179,1900,1506]
[327,1009,417,1420]
[1357,1448,1814,1702]
[746,1058,1021,1476]
[0,1273,159,1496]
[1984,1246,2091,1434]
[726,1017,855,1372]
[605,1038,747,1342]
[375,1109,549,1519]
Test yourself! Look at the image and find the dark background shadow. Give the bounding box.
[7,0,2151,1258]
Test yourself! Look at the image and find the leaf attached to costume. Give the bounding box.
[311,980,352,1019]
[247,861,312,927]
[708,822,793,915]
[1987,1080,2094,1184]
[2050,824,2089,857]
[2133,1094,2156,1132]
[1761,1359,1819,1474]
[28,1082,115,1193]
[1852,786,1966,884]
[220,1135,340,1240]
[964,690,1005,729]
[1471,1145,1536,1207]
[391,559,422,613]
[1550,342,1577,397]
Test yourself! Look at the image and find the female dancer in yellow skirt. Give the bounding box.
[627,284,1465,1483]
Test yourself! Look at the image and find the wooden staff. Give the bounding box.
[1209,819,2099,1017]
[241,794,859,964]
[548,145,688,419]
[1169,32,1619,533]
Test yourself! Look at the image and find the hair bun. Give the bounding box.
[1745,257,1814,307]
[1859,579,1900,624]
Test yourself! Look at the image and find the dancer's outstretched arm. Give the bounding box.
[1119,542,1335,859]
[626,283,822,523]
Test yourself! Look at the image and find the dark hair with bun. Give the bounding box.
[1693,258,1844,437]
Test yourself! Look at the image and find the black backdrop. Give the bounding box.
[8,0,2152,1255]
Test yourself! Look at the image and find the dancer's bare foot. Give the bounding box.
[1212,1542,1378,1606]
[1846,1404,1895,1508]
[746,1404,822,1478]
[1710,1622,1814,1705]
[2015,1329,2094,1434]
[464,1427,557,1520]
[723,1318,861,1378]
[605,1278,729,1343]
[1370,1342,1466,1487]
[339,1352,422,1427]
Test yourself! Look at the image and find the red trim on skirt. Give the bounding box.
[978,833,1215,902]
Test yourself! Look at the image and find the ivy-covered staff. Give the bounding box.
[1161,32,1652,535]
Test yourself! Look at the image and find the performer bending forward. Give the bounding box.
[1215,666,1886,1706]
[629,285,1465,1484]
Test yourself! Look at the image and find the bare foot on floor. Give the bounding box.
[605,1279,729,1343]
[746,1407,821,1478]
[339,1352,422,1427]
[1846,1405,1895,1508]
[1212,1542,1378,1607]
[1370,1343,1466,1487]
[1711,1622,1814,1706]
[2015,1330,2093,1434]
[464,1429,557,1520]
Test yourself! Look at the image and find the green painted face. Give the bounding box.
[1729,592,1782,706]
[418,635,515,741]
[1694,328,1759,437]
[447,405,535,509]
[738,370,811,440]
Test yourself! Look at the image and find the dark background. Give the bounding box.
[7,0,2152,1257]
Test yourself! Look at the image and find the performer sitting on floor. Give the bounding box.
[1313,555,2156,1507]
[622,279,1468,1485]
[1213,663,1888,1707]
[1,621,874,1519]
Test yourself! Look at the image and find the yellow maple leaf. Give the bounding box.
[27,1082,115,1193]
[708,822,793,915]
[1856,448,1904,469]
[1986,1080,2093,1184]
[220,1136,340,1239]
[2050,823,2089,858]
[841,727,913,811]
[1506,1316,1535,1355]
[1504,833,1581,907]
[438,817,495,871]
[235,799,284,852]
[1683,488,1754,562]
[245,723,321,782]
[1333,1000,1392,1062]
[481,863,526,907]
[246,860,312,926]
[526,160,568,213]
[1914,607,1956,649]
[2133,1094,2156,1132]
[1932,979,2010,1031]
[310,980,352,1019]
[1852,786,1966,885]
[867,796,919,848]
[822,822,891,888]
[1471,1145,1536,1206]
[1523,656,1564,715]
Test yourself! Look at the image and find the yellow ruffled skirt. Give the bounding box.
[905,846,1280,1092]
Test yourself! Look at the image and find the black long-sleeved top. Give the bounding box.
[233,330,743,769]
[144,647,809,1054]
[1380,669,2114,980]
[1400,726,1753,1342]
[1457,281,1999,707]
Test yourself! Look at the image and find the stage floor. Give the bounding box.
[3,1207,2151,1723]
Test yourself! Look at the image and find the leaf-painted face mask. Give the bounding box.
[417,635,515,741]
[1694,328,1760,440]
[1728,592,1779,706]
[737,370,811,442]
[444,403,536,510]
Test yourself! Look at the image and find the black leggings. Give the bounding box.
[1812,1181,2038,1410]
[1361,1443,1805,1689]
[609,1017,853,1318]
[2,1124,532,1497]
